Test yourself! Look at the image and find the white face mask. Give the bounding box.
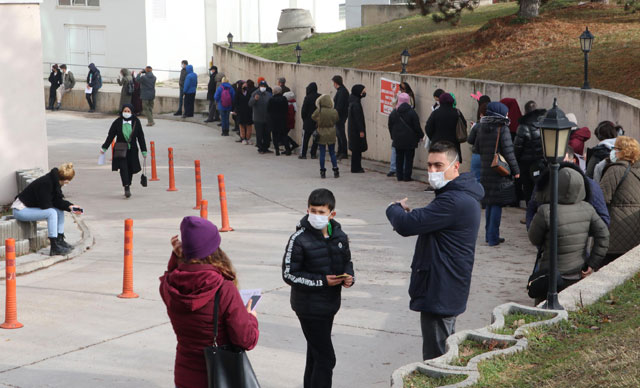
[122,112,132,119]
[259,87,267,93]
[610,149,618,163]
[308,214,330,230]
[428,157,457,190]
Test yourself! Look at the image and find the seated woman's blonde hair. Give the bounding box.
[58,162,76,181]
[615,136,640,164]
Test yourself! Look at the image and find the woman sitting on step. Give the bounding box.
[12,163,83,256]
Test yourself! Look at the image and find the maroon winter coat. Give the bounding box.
[569,127,591,156]
[500,98,522,134]
[159,253,259,388]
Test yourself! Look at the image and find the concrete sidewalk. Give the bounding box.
[0,111,535,388]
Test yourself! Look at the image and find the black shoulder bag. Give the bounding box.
[203,289,261,388]
[113,120,136,159]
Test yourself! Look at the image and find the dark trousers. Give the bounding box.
[48,87,57,108]
[396,148,416,181]
[273,128,291,155]
[86,89,98,110]
[301,130,318,157]
[351,151,363,172]
[336,121,347,157]
[255,122,271,152]
[518,160,535,204]
[176,89,185,114]
[298,315,336,388]
[420,312,456,361]
[485,205,503,246]
[206,99,216,121]
[117,159,134,187]
[184,93,196,117]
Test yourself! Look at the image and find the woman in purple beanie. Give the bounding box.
[160,216,259,388]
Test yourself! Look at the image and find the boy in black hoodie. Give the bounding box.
[282,188,355,388]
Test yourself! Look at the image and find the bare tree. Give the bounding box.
[518,0,541,18]
[407,0,480,24]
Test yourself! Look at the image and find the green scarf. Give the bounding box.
[122,121,132,149]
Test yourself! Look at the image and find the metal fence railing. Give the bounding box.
[43,62,182,83]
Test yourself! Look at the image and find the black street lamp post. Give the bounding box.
[227,33,234,49]
[401,49,410,74]
[534,98,576,311]
[579,26,594,90]
[295,43,303,64]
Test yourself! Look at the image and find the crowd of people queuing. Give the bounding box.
[39,60,640,388]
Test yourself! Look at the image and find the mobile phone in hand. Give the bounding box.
[247,295,261,311]
[71,206,84,213]
[334,274,350,279]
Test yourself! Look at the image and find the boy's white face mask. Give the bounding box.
[308,214,329,230]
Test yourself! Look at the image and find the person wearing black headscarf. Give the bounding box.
[348,84,368,173]
[300,82,321,159]
[100,104,148,198]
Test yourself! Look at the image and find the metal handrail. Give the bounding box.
[43,62,182,74]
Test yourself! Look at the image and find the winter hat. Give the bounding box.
[257,77,266,85]
[258,80,267,87]
[180,216,221,260]
[486,102,509,118]
[284,91,295,100]
[278,77,286,84]
[565,113,578,129]
[273,85,282,95]
[438,93,454,106]
[397,93,410,106]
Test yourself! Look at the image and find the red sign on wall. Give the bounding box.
[380,77,400,116]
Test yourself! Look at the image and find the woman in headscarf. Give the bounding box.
[474,102,520,246]
[425,92,466,163]
[348,84,368,173]
[117,68,133,110]
[100,104,148,198]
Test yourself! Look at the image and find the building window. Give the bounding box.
[339,3,346,20]
[58,0,100,6]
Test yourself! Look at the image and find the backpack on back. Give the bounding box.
[221,87,233,108]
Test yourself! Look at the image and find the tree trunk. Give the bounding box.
[518,0,540,18]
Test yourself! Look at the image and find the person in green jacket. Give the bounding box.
[312,94,340,179]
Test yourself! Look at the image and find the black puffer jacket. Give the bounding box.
[282,216,354,318]
[301,83,320,132]
[513,109,546,162]
[17,168,72,211]
[474,117,520,206]
[388,103,424,149]
[334,85,349,124]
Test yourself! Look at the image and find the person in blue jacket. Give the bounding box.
[214,77,236,136]
[182,64,198,118]
[386,141,484,361]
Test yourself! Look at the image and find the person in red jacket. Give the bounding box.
[160,216,259,388]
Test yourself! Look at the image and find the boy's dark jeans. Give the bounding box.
[298,315,336,388]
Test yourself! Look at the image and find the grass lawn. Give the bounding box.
[471,273,640,387]
[452,339,512,366]
[240,1,640,99]
[491,311,554,335]
[404,371,467,388]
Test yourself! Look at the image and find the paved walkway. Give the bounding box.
[0,112,535,388]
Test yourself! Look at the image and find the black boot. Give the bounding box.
[320,168,326,179]
[124,185,131,198]
[333,167,340,178]
[49,237,72,256]
[57,233,74,250]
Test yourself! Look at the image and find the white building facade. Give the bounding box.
[40,0,347,81]
[345,0,407,29]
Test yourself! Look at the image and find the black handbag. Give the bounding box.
[113,120,136,159]
[140,157,147,187]
[527,248,564,299]
[203,290,261,388]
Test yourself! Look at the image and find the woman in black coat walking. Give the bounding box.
[348,84,368,173]
[425,93,466,163]
[388,93,424,181]
[100,104,148,198]
[474,102,520,246]
[233,80,255,144]
[300,82,320,159]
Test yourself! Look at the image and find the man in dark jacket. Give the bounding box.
[174,60,188,116]
[205,66,218,123]
[332,75,350,160]
[282,188,354,388]
[249,80,273,154]
[386,141,484,360]
[278,77,291,94]
[136,66,156,126]
[388,93,424,181]
[513,100,546,205]
[300,82,320,159]
[268,86,291,155]
[425,93,466,163]
[348,84,367,173]
[86,63,101,112]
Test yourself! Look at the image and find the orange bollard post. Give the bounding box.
[193,160,202,210]
[118,219,139,299]
[1,239,23,329]
[110,139,115,161]
[217,175,234,232]
[200,199,208,220]
[150,141,159,181]
[167,147,178,192]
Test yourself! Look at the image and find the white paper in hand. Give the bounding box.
[85,86,93,94]
[98,153,106,165]
[239,289,262,311]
